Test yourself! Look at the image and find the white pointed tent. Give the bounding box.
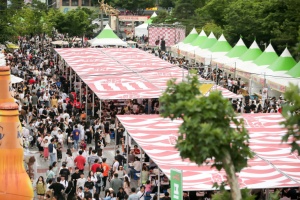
[134,12,157,37]
[265,48,298,93]
[231,40,262,79]
[185,30,208,53]
[212,38,248,70]
[237,43,278,76]
[89,24,127,46]
[198,34,232,65]
[174,28,198,52]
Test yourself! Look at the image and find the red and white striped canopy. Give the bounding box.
[55,48,242,100]
[117,114,300,191]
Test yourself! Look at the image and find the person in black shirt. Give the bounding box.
[59,163,70,180]
[115,150,125,166]
[71,167,81,188]
[117,187,126,200]
[84,186,93,199]
[49,177,65,200]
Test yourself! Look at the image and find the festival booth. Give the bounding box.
[265,49,298,94]
[184,30,208,59]
[236,44,278,95]
[227,40,262,86]
[134,12,157,37]
[194,32,217,63]
[171,28,198,56]
[55,47,244,125]
[148,24,186,48]
[213,38,248,73]
[195,34,232,65]
[117,114,300,191]
[89,24,127,47]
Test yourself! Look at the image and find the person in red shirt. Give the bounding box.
[133,145,140,154]
[91,159,102,173]
[74,150,86,174]
[101,158,110,191]
[28,77,35,85]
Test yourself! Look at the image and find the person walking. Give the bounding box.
[48,138,57,166]
[72,125,80,150]
[102,158,110,191]
[74,150,86,174]
[110,173,123,193]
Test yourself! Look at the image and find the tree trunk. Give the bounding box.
[222,151,242,200]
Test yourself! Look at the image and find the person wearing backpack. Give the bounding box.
[95,167,104,194]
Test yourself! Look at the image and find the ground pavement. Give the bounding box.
[28,139,138,199]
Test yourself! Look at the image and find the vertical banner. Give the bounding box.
[171,169,183,200]
[261,87,268,108]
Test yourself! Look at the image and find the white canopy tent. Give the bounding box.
[134,12,157,37]
[89,24,127,47]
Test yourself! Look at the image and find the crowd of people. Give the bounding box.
[2,33,291,200]
[3,35,175,200]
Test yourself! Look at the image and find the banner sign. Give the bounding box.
[267,80,286,93]
[171,169,183,200]
[118,16,148,21]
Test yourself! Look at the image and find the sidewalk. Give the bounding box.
[29,139,138,199]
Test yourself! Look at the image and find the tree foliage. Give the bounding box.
[112,0,155,15]
[160,0,300,59]
[281,84,300,155]
[160,72,253,200]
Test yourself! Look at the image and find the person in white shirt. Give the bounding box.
[76,173,86,190]
[44,132,53,143]
[77,186,84,199]
[60,176,68,188]
[112,157,119,173]
[137,185,146,200]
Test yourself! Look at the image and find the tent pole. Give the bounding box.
[140,151,143,186]
[92,93,95,117]
[80,79,82,105]
[157,170,160,198]
[265,189,269,200]
[148,99,151,114]
[99,99,102,120]
[70,68,72,91]
[241,97,245,114]
[126,130,129,171]
[85,84,88,114]
[114,124,117,157]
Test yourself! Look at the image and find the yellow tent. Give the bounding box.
[6,43,19,49]
[199,84,214,95]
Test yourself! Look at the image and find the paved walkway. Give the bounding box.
[28,139,138,199]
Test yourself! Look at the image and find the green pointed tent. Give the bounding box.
[239,41,262,61]
[198,32,217,49]
[253,43,278,66]
[286,61,300,77]
[190,30,207,47]
[89,24,127,46]
[145,12,157,24]
[209,34,232,52]
[226,38,248,58]
[268,47,297,71]
[182,28,198,44]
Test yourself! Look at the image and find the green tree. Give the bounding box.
[112,0,155,15]
[202,22,223,38]
[196,0,232,27]
[59,8,95,37]
[160,72,253,200]
[159,0,175,9]
[281,84,300,154]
